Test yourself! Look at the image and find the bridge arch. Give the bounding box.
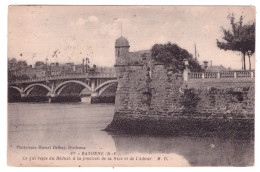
[98,82,117,96]
[24,84,52,95]
[54,80,93,95]
[94,79,118,92]
[8,86,22,102]
[56,84,70,95]
[9,86,23,94]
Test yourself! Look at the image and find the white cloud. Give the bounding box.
[73,16,99,28]
[75,17,88,27]
[88,16,99,23]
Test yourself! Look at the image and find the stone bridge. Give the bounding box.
[8,73,118,102]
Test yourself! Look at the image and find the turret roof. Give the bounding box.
[115,36,130,47]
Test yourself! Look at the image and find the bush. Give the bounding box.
[151,42,203,72]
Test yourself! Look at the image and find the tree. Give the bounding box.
[16,60,28,71]
[35,61,45,68]
[151,42,203,72]
[8,57,30,83]
[216,13,255,70]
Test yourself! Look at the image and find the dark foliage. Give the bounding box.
[151,42,202,72]
[180,89,200,113]
[8,57,31,82]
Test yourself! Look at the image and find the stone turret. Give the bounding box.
[115,36,130,66]
[114,36,130,80]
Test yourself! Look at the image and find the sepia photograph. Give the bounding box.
[7,5,255,167]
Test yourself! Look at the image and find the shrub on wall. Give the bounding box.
[151,42,203,72]
[180,88,201,113]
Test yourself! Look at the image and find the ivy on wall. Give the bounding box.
[180,88,201,113]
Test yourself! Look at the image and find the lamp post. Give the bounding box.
[45,58,48,77]
[82,58,85,74]
[86,57,89,73]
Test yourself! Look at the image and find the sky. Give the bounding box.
[8,6,255,69]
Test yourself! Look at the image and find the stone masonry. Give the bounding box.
[106,36,255,136]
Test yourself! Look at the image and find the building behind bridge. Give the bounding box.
[8,58,115,83]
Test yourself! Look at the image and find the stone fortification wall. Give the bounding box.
[112,61,254,121]
[186,79,254,119]
[114,64,151,120]
[107,37,254,136]
[148,64,184,119]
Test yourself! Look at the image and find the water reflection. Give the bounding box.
[110,134,254,166]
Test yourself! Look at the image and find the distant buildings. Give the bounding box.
[203,61,228,72]
[8,58,115,82]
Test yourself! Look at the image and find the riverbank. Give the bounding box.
[91,96,115,104]
[16,96,81,103]
[8,95,116,103]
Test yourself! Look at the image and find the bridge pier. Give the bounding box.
[91,91,99,98]
[91,80,96,91]
[47,92,57,103]
[20,92,26,98]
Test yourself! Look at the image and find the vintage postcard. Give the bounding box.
[7,6,255,167]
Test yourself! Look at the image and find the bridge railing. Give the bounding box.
[188,70,254,80]
[9,73,117,84]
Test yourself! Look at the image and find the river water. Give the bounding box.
[8,102,254,167]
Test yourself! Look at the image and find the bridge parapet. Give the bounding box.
[188,70,254,80]
[9,73,117,85]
